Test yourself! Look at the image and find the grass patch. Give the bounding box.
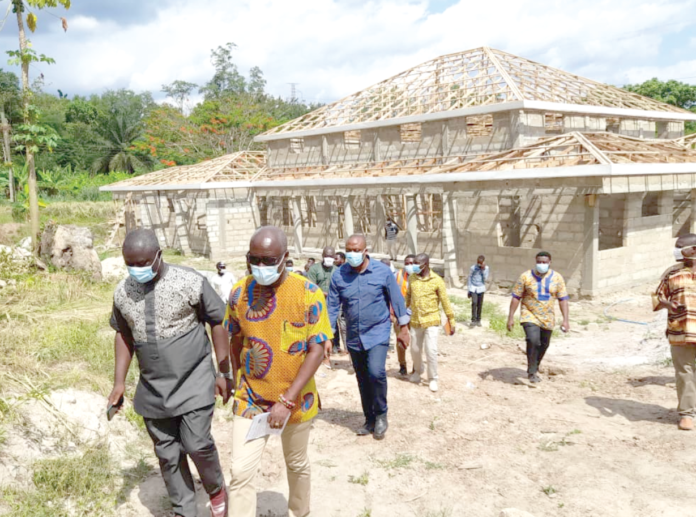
[424,461,446,470]
[1,445,117,516]
[348,471,369,485]
[542,485,557,496]
[425,508,453,517]
[376,453,415,470]
[316,459,337,468]
[357,509,372,517]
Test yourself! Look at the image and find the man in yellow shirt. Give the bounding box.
[406,253,456,392]
[225,226,332,517]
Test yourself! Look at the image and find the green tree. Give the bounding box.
[0,69,21,201]
[199,43,247,100]
[7,0,70,254]
[90,89,155,174]
[162,80,198,113]
[623,78,696,134]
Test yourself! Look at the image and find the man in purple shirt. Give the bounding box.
[328,234,410,440]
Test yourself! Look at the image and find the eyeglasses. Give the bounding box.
[246,252,284,267]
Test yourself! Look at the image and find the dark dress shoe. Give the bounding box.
[373,414,388,440]
[356,420,375,436]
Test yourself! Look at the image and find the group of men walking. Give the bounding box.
[107,223,578,517]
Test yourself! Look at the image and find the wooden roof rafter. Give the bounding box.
[261,47,690,136]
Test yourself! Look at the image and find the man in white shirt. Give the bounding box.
[211,261,237,302]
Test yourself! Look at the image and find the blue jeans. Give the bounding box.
[348,343,389,422]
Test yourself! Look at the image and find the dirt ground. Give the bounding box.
[114,285,696,517]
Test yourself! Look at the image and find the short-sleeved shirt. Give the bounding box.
[385,223,399,240]
[654,265,696,346]
[110,264,225,419]
[224,273,333,424]
[511,269,569,330]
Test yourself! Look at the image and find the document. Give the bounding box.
[245,412,291,442]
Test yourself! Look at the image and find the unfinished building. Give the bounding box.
[103,47,696,297]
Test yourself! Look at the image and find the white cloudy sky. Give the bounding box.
[1,0,695,104]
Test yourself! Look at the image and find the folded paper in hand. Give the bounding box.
[245,412,291,442]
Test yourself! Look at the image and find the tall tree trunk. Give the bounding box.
[15,4,39,255]
[0,108,13,202]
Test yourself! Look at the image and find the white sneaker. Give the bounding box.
[409,372,421,384]
[429,380,439,392]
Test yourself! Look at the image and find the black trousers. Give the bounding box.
[470,292,484,322]
[144,404,225,517]
[522,323,553,375]
[348,343,389,422]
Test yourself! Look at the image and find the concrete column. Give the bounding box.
[321,136,328,165]
[581,194,599,297]
[442,191,461,287]
[323,196,333,246]
[690,189,696,234]
[441,122,449,156]
[343,196,355,240]
[406,194,418,255]
[374,195,386,254]
[173,197,192,255]
[292,196,303,255]
[373,133,381,162]
[249,191,261,229]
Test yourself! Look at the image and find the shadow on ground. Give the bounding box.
[627,376,675,388]
[316,407,364,432]
[585,396,673,424]
[478,367,528,385]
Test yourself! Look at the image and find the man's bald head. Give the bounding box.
[250,226,288,257]
[123,229,161,269]
[124,229,160,254]
[676,234,696,248]
[346,234,367,252]
[322,246,336,259]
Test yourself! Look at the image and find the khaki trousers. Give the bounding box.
[671,345,696,417]
[410,326,439,381]
[229,415,313,517]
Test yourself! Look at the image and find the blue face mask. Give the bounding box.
[346,251,365,268]
[412,264,422,275]
[287,266,294,272]
[251,263,283,286]
[404,265,415,275]
[536,263,550,275]
[127,252,161,284]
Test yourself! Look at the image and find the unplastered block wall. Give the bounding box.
[673,190,692,237]
[454,186,588,296]
[445,112,515,156]
[138,193,178,249]
[376,121,442,161]
[599,195,625,250]
[657,121,685,139]
[597,192,674,290]
[205,191,257,261]
[619,119,656,138]
[265,136,324,168]
[324,131,375,165]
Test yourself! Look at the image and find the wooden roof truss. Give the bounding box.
[262,47,688,136]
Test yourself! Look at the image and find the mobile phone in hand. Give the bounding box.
[107,396,124,421]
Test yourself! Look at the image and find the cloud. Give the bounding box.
[1,0,695,103]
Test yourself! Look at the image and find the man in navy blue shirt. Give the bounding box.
[328,234,410,440]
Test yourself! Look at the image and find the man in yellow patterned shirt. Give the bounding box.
[225,226,332,517]
[508,251,570,383]
[406,253,456,392]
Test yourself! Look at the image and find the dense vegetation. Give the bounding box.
[0,42,317,208]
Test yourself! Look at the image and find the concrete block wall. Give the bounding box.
[138,193,177,249]
[673,190,691,237]
[657,121,685,139]
[599,195,625,250]
[454,189,587,296]
[205,196,257,261]
[597,192,674,290]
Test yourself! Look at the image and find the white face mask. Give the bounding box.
[251,263,283,286]
[323,257,335,267]
[675,248,685,261]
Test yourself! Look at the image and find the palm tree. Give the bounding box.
[91,89,154,174]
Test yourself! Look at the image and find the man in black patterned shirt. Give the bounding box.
[107,229,231,517]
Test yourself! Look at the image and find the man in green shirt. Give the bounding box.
[308,246,338,367]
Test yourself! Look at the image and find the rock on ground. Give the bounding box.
[40,224,102,280]
[102,256,128,283]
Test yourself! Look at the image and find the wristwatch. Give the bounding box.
[216,371,234,380]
